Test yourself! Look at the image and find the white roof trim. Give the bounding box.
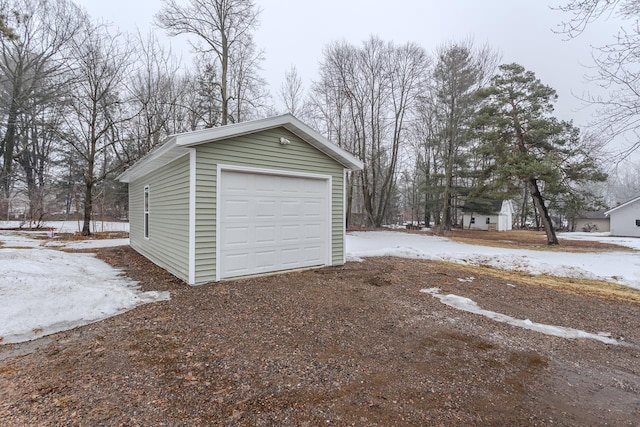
[604,195,640,216]
[118,114,363,183]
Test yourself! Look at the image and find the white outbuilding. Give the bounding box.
[605,195,640,237]
[462,200,514,231]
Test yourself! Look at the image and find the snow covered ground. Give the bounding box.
[0,231,167,344]
[347,231,640,290]
[0,220,129,233]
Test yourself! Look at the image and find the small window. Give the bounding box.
[470,217,475,224]
[636,219,640,227]
[486,217,491,224]
[144,186,150,239]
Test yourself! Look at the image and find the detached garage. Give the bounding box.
[118,114,363,285]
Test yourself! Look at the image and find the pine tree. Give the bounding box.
[475,63,606,245]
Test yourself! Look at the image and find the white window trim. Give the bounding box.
[215,164,333,282]
[143,185,150,240]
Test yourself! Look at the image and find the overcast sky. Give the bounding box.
[75,0,624,137]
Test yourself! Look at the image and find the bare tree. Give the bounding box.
[279,65,304,116]
[0,0,83,219]
[62,22,133,235]
[126,31,185,160]
[227,35,270,123]
[555,1,640,156]
[155,0,262,126]
[315,37,429,227]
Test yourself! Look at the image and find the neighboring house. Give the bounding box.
[462,200,514,231]
[572,210,610,232]
[118,114,364,285]
[605,195,640,237]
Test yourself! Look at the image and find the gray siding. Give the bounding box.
[194,127,345,284]
[130,154,190,282]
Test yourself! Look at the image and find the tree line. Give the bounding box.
[0,0,625,244]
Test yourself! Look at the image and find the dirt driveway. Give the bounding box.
[1,246,639,426]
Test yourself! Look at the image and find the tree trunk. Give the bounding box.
[520,185,529,228]
[82,180,93,236]
[527,178,558,245]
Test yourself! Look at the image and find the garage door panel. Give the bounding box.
[255,174,279,191]
[303,246,323,262]
[302,202,323,218]
[280,177,301,194]
[281,247,302,266]
[303,223,322,239]
[219,170,329,279]
[223,200,250,219]
[255,250,277,269]
[223,253,251,275]
[281,224,302,242]
[225,172,250,191]
[281,200,301,217]
[222,226,250,246]
[303,179,324,194]
[255,200,276,217]
[255,225,277,243]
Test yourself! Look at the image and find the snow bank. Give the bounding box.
[346,231,640,290]
[0,232,167,344]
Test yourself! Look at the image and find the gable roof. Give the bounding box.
[604,195,640,216]
[118,114,364,183]
[462,199,510,214]
[576,209,608,219]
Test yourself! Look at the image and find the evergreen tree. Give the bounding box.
[475,63,606,245]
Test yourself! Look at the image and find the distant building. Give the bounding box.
[573,210,610,232]
[605,195,640,237]
[462,200,514,231]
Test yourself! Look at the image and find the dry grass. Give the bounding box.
[439,261,640,304]
[429,229,633,252]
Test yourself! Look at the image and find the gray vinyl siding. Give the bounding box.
[129,154,190,282]
[194,127,345,284]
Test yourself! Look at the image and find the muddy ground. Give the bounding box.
[1,238,639,426]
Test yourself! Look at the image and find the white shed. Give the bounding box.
[462,200,514,231]
[604,195,640,237]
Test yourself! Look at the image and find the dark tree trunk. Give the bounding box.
[82,180,93,236]
[527,178,558,245]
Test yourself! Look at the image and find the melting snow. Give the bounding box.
[0,231,168,344]
[420,288,622,345]
[347,231,640,290]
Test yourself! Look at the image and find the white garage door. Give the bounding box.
[218,169,330,279]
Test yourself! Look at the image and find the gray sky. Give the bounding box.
[76,0,623,134]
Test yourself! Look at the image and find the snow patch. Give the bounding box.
[0,231,168,344]
[420,288,622,345]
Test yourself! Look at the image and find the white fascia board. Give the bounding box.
[604,195,640,216]
[120,114,364,183]
[117,136,188,183]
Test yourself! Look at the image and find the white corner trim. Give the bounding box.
[215,164,222,282]
[328,175,333,266]
[343,169,347,265]
[188,149,196,285]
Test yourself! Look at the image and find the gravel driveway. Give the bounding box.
[1,246,639,426]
